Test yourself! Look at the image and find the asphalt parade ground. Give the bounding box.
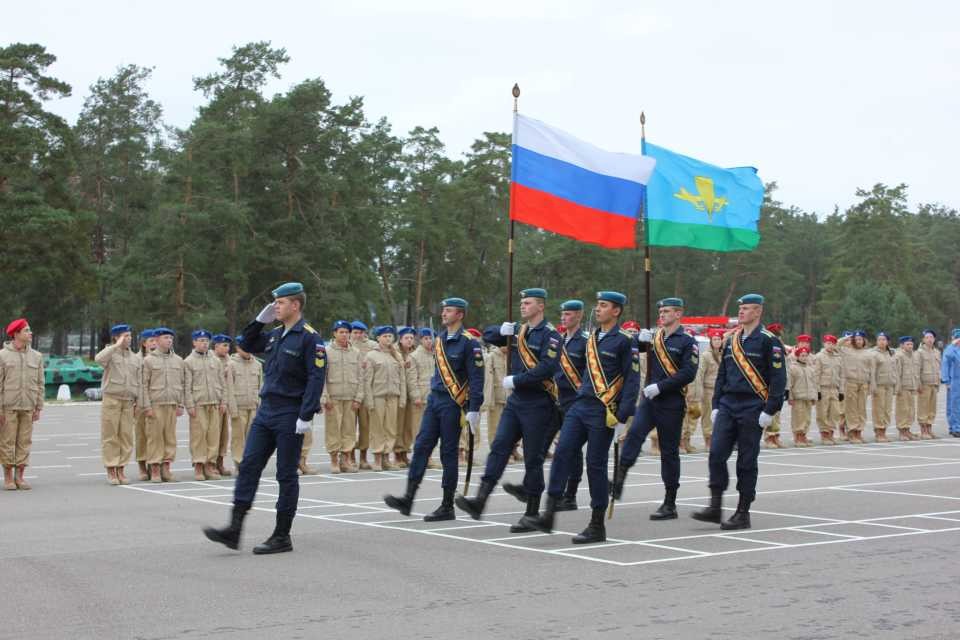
[2,398,958,639]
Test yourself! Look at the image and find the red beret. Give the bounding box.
[796,334,812,343]
[5,318,27,338]
[466,327,482,338]
[706,328,725,338]
[621,321,639,331]
[823,334,837,344]
[766,322,783,334]
[795,346,810,355]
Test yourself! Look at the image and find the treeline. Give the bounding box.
[2,41,958,355]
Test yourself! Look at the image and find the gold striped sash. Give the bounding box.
[730,328,768,401]
[517,324,559,401]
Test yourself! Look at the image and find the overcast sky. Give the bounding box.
[6,0,958,215]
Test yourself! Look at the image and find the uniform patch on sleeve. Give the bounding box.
[473,346,484,367]
[632,346,640,372]
[314,343,326,368]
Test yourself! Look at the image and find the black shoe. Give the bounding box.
[425,489,456,522]
[610,464,630,500]
[501,482,527,503]
[555,493,578,512]
[721,494,752,530]
[691,489,723,524]
[650,487,678,521]
[253,512,293,555]
[520,495,558,533]
[203,504,249,550]
[455,480,495,520]
[572,508,606,544]
[510,494,541,533]
[384,480,419,516]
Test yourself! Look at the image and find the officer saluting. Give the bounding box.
[204,282,326,554]
[692,293,786,530]
[384,297,483,521]
[612,298,698,520]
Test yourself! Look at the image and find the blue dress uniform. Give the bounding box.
[616,299,698,519]
[455,288,562,531]
[693,294,786,531]
[204,282,325,554]
[547,313,588,510]
[522,291,640,544]
[384,298,484,522]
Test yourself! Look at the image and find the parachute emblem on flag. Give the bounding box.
[674,176,729,223]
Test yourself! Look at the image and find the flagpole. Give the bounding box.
[641,111,652,335]
[507,83,519,332]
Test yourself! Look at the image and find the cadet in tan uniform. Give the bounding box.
[395,326,417,467]
[894,336,920,440]
[681,346,705,453]
[696,329,724,450]
[814,334,844,444]
[133,329,158,480]
[407,328,437,468]
[762,323,786,448]
[787,346,817,446]
[1,319,44,491]
[320,321,363,474]
[184,329,226,481]
[351,321,377,470]
[211,334,233,477]
[483,344,510,460]
[838,330,872,444]
[227,334,262,474]
[141,327,184,483]
[917,329,941,439]
[870,332,896,443]
[364,325,407,471]
[95,323,140,485]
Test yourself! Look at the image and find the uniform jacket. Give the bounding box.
[227,353,263,414]
[871,347,896,391]
[813,348,845,390]
[406,345,435,403]
[576,324,640,424]
[0,342,45,411]
[320,341,364,404]
[893,349,920,394]
[555,328,587,410]
[637,326,698,404]
[482,348,509,408]
[714,325,787,415]
[787,359,819,401]
[430,326,484,413]
[364,345,407,406]
[840,344,873,385]
[918,344,942,386]
[142,350,185,408]
[94,342,141,402]
[483,318,561,403]
[701,348,722,390]
[184,350,225,408]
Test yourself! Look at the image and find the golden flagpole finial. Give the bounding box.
[640,111,646,140]
[512,83,520,113]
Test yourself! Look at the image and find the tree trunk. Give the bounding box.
[413,238,425,323]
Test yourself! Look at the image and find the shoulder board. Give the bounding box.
[545,322,556,331]
[618,329,632,337]
[579,330,589,339]
[303,323,317,334]
[760,329,775,338]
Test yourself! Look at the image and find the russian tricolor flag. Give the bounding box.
[510,114,656,249]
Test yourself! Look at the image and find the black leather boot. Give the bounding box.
[650,487,678,521]
[691,488,723,524]
[520,494,558,533]
[455,480,494,520]
[610,463,631,500]
[253,511,294,555]
[424,489,456,522]
[556,480,579,512]
[510,494,541,532]
[384,479,419,516]
[571,508,606,544]
[203,503,250,550]
[501,482,528,503]
[721,494,752,530]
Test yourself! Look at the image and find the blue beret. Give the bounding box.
[272,282,304,298]
[953,328,960,340]
[234,335,245,347]
[110,323,131,336]
[154,327,175,337]
[441,297,468,309]
[899,336,914,344]
[351,321,368,332]
[332,320,352,332]
[841,330,854,338]
[876,331,889,339]
[853,329,867,338]
[737,293,764,305]
[419,328,435,337]
[657,297,684,309]
[212,334,232,344]
[191,329,212,340]
[140,329,156,339]
[374,325,396,338]
[597,291,627,306]
[560,299,584,312]
[397,326,415,337]
[520,288,547,300]
[922,328,937,338]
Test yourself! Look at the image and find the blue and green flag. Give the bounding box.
[644,142,763,252]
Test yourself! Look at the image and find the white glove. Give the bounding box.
[758,412,774,429]
[637,328,654,343]
[711,409,719,423]
[502,375,515,390]
[643,383,660,399]
[499,322,516,336]
[295,418,312,434]
[256,302,277,324]
[466,411,480,435]
[613,422,626,440]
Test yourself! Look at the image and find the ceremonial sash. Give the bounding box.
[559,338,582,390]
[517,324,559,401]
[435,335,469,408]
[730,328,769,401]
[653,328,688,396]
[586,331,623,427]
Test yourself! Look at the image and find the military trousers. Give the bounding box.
[324,399,357,455]
[134,409,148,463]
[189,404,221,464]
[621,396,684,490]
[481,394,554,497]
[233,405,303,516]
[369,395,400,454]
[790,399,813,435]
[917,384,939,424]
[0,410,33,467]
[816,388,842,433]
[872,386,894,429]
[231,407,256,465]
[145,404,178,465]
[708,393,764,501]
[408,391,462,491]
[895,391,917,429]
[844,382,869,431]
[547,397,615,510]
[100,395,135,467]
